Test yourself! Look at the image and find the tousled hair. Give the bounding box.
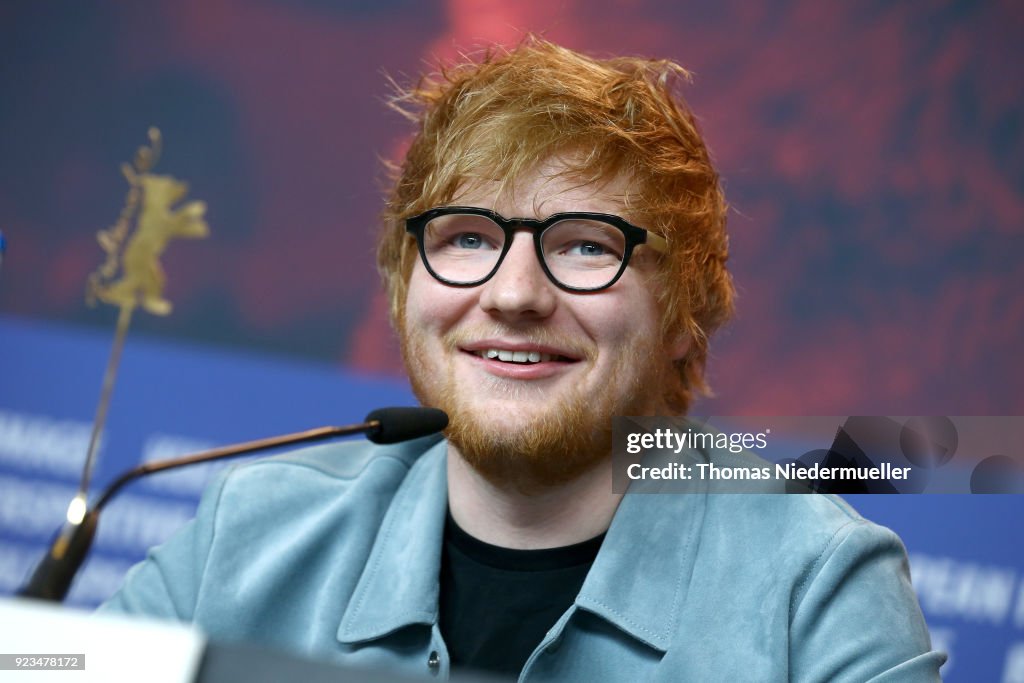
[378,38,734,412]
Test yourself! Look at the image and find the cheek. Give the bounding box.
[581,291,663,351]
[404,266,443,329]
[404,264,473,336]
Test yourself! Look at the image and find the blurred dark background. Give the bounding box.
[2,0,1020,415]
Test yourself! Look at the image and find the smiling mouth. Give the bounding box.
[471,349,576,364]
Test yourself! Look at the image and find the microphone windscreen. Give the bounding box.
[365,407,449,444]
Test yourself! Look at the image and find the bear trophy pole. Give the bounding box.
[60,127,209,563]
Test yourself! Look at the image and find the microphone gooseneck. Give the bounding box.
[18,406,448,602]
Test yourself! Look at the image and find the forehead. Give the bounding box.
[450,157,636,219]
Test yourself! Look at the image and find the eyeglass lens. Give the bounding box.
[422,213,627,290]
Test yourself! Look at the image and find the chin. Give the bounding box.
[441,386,612,490]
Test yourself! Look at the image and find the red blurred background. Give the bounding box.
[1,0,1021,414]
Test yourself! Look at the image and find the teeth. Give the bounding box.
[480,349,558,364]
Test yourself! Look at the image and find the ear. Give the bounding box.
[666,330,690,362]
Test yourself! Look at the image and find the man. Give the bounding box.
[102,40,944,680]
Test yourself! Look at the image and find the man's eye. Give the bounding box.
[568,241,608,257]
[545,221,626,263]
[560,240,622,261]
[453,232,491,249]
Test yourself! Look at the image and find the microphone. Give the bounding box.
[365,406,448,444]
[18,406,448,602]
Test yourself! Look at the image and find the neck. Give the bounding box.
[447,446,622,549]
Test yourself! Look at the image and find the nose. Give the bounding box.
[477,231,557,321]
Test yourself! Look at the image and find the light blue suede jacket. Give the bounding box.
[100,434,945,681]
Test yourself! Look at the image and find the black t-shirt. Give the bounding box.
[439,512,605,676]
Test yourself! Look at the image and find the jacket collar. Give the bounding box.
[337,439,449,644]
[575,479,707,652]
[337,439,708,653]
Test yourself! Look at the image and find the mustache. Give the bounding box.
[443,323,596,362]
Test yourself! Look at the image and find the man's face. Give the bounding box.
[401,159,685,490]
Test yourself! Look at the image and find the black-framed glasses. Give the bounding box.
[405,206,668,292]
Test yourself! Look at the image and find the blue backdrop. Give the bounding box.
[2,315,1022,680]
